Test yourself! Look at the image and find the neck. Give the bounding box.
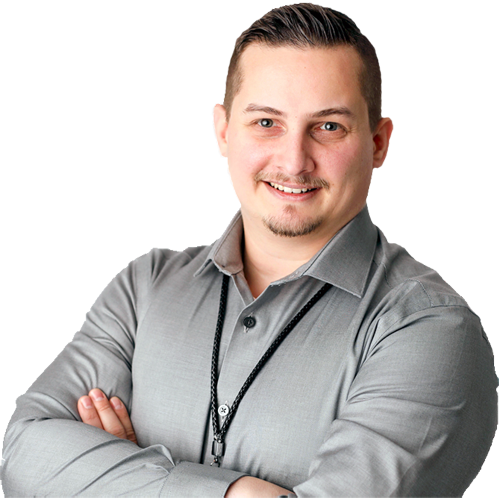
[242,216,334,298]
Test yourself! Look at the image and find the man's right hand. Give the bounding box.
[78,389,294,497]
[78,388,138,444]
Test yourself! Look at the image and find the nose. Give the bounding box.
[275,130,315,176]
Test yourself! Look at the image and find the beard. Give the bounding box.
[262,204,324,237]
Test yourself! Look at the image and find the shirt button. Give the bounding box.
[218,404,230,416]
[243,316,256,328]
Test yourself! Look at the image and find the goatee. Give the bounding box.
[262,205,323,237]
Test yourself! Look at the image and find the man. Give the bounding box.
[1,3,497,497]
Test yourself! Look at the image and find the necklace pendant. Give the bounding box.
[212,439,225,457]
[211,438,225,467]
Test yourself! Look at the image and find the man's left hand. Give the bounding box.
[77,388,138,444]
[225,476,293,498]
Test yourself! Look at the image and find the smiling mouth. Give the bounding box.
[268,182,317,194]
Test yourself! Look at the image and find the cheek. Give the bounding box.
[227,130,271,181]
[317,150,356,185]
[320,141,373,185]
[320,147,373,215]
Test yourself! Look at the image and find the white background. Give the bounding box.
[0,0,499,366]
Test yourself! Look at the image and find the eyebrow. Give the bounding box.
[243,103,354,119]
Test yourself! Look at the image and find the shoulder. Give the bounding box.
[357,230,496,400]
[367,229,485,343]
[79,244,217,339]
[130,247,212,288]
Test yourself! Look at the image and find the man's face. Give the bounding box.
[215,44,391,240]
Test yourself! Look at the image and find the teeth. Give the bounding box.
[270,182,313,193]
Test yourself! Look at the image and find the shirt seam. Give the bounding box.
[135,250,165,340]
[406,278,435,307]
[380,261,392,289]
[380,303,475,339]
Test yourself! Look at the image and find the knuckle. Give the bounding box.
[126,429,137,441]
[96,401,112,412]
[108,425,126,439]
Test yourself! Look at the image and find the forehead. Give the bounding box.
[234,43,365,115]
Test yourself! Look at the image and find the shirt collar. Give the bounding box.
[292,206,378,298]
[194,211,245,277]
[194,206,377,298]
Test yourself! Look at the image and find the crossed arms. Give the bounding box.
[77,389,291,497]
[1,250,497,497]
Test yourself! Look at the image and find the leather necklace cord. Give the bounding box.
[210,273,333,466]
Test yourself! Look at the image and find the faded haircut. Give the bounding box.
[223,3,382,131]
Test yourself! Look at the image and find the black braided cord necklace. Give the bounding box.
[210,273,332,466]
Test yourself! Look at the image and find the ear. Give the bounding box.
[372,117,393,169]
[214,104,229,157]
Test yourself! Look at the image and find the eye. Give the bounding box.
[258,118,274,128]
[320,122,339,131]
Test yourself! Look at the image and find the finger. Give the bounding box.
[89,388,128,440]
[110,397,138,444]
[77,395,104,430]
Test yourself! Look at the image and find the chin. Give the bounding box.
[262,213,324,238]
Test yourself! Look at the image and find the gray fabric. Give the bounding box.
[1,206,497,497]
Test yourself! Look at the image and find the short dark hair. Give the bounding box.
[223,3,382,131]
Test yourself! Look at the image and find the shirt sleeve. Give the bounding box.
[1,250,247,497]
[293,302,498,497]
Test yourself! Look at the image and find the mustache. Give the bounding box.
[254,171,329,190]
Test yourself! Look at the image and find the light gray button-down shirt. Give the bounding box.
[1,206,497,497]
